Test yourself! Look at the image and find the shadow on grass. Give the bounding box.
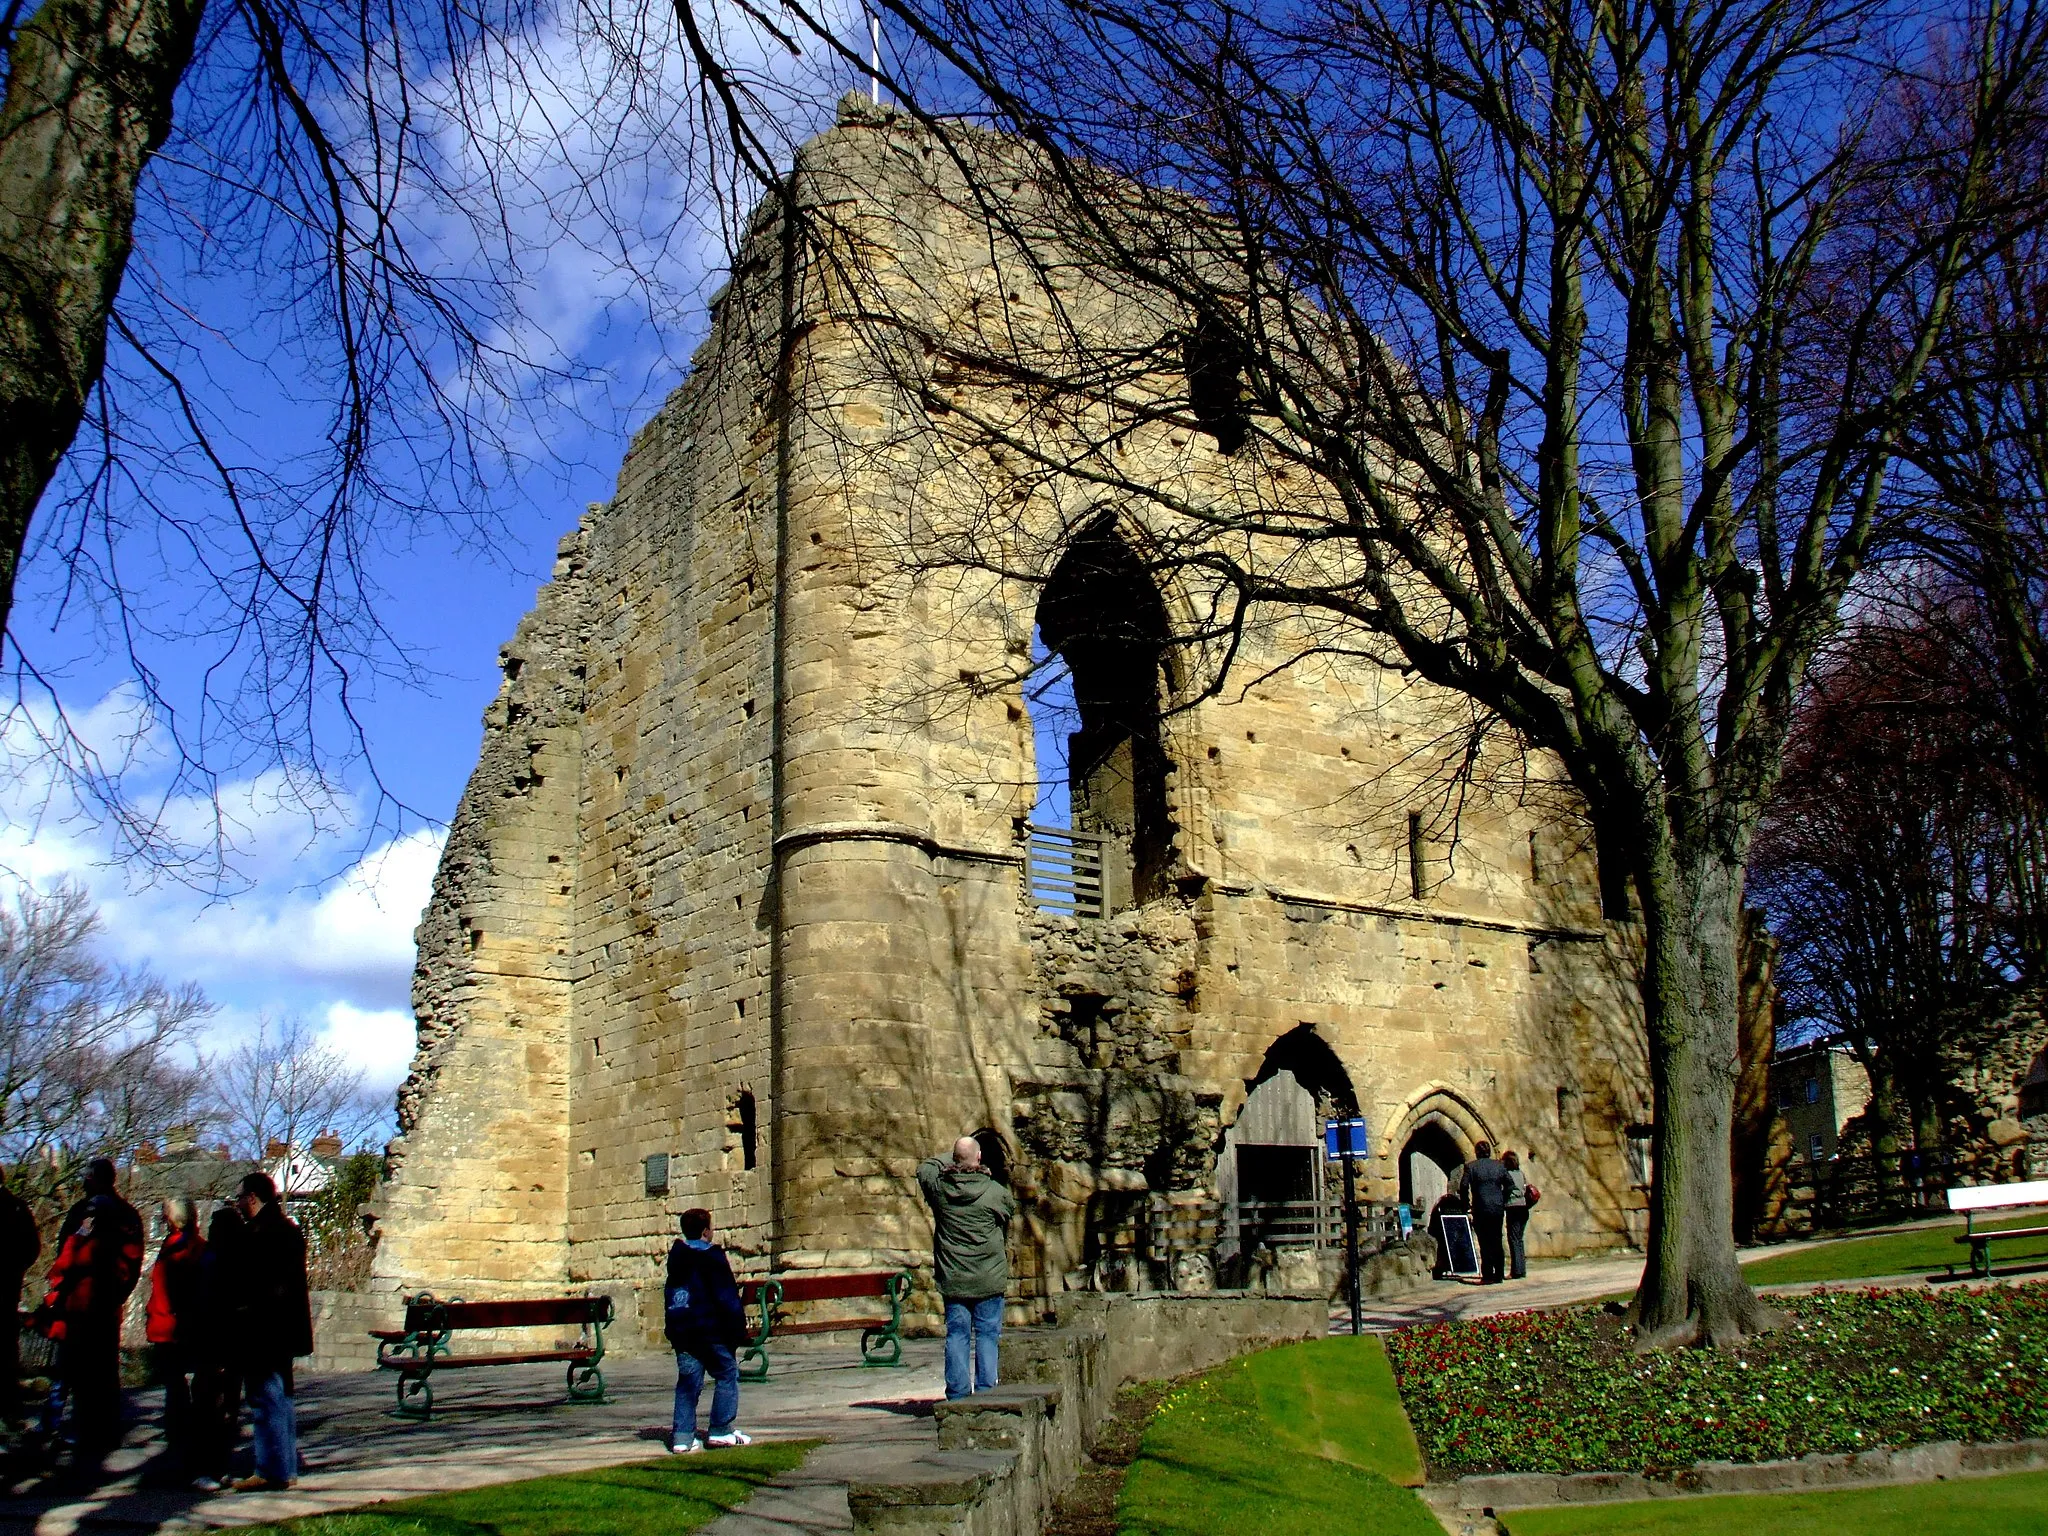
[237,1443,815,1536]
[1118,1345,1437,1536]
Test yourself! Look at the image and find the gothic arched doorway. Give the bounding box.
[1216,1026,1358,1277]
[1399,1119,1467,1214]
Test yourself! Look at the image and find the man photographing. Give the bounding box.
[917,1136,1014,1400]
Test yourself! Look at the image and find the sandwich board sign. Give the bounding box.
[1438,1212,1481,1278]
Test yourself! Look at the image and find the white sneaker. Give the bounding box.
[672,1438,704,1454]
[706,1430,753,1448]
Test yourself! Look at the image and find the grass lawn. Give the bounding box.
[1119,1338,1438,1536]
[235,1443,811,1536]
[1741,1211,2048,1286]
[1386,1286,2048,1476]
[1242,1334,1425,1486]
[1496,1468,2048,1536]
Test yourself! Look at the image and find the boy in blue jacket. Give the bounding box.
[665,1208,750,1452]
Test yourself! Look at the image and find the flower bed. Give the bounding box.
[1384,1286,2048,1476]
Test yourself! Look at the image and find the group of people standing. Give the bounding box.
[1429,1142,1538,1286]
[0,1159,313,1492]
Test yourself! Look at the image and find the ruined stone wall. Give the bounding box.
[558,323,783,1282]
[372,530,591,1295]
[375,101,1652,1311]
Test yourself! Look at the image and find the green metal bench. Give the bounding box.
[736,1269,911,1381]
[371,1293,611,1418]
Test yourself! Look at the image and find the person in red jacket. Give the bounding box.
[39,1158,145,1465]
[145,1198,206,1481]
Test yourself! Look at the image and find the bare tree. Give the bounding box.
[0,0,783,876]
[207,1012,384,1161]
[1752,595,2042,1157]
[674,0,2048,1342]
[0,878,212,1208]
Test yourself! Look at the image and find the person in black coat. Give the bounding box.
[664,1209,750,1453]
[225,1174,311,1491]
[0,1168,41,1422]
[1459,1142,1513,1285]
[186,1201,244,1489]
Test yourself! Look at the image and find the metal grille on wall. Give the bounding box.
[1027,824,1108,918]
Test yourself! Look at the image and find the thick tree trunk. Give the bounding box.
[0,0,203,645]
[1633,851,1785,1348]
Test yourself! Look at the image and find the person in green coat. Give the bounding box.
[918,1137,1014,1399]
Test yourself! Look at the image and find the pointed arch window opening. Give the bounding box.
[1027,520,1180,917]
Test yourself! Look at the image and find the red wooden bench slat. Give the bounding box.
[408,1299,605,1330]
[774,1318,889,1336]
[1957,1225,2048,1241]
[769,1272,895,1303]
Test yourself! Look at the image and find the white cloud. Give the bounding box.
[322,1001,420,1091]
[96,826,445,1008]
[2,683,446,1052]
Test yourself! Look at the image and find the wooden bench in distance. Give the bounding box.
[371,1294,612,1418]
[736,1270,911,1381]
[1943,1180,2048,1279]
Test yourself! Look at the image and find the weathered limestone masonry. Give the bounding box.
[372,98,1655,1333]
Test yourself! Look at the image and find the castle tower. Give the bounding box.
[371,100,1651,1336]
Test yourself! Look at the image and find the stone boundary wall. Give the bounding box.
[1428,1437,2048,1535]
[847,1291,1323,1536]
[305,1291,401,1376]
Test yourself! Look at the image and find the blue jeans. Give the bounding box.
[247,1369,297,1484]
[672,1342,739,1445]
[943,1296,1002,1400]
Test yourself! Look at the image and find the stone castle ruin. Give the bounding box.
[369,100,1658,1330]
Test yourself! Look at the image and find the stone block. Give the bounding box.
[1960,1437,2048,1474]
[1455,1473,1560,1510]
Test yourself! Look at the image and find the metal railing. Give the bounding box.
[1231,1198,1407,1252]
[1027,823,1108,919]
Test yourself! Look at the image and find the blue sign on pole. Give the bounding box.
[1323,1117,1369,1159]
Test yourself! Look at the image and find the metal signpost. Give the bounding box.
[1323,1116,1369,1335]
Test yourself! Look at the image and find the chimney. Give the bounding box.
[166,1124,197,1154]
[265,1140,290,1161]
[133,1143,160,1164]
[310,1131,343,1160]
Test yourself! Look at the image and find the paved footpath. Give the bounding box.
[0,1341,945,1536]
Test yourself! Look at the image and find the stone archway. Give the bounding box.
[1384,1084,1494,1214]
[1214,1025,1359,1283]
[1399,1120,1466,1212]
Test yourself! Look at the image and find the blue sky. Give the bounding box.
[0,7,1104,1145]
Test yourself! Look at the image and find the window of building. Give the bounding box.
[1408,812,1427,899]
[1808,1132,1826,1162]
[1183,311,1249,455]
[1035,519,1178,908]
[1804,1078,1820,1105]
[737,1090,758,1171]
[1625,1123,1654,1188]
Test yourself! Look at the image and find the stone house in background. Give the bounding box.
[1768,1040,1870,1166]
[368,101,1674,1334]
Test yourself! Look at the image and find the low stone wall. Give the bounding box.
[306,1290,403,1375]
[847,1291,1324,1536]
[1440,1436,2048,1517]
